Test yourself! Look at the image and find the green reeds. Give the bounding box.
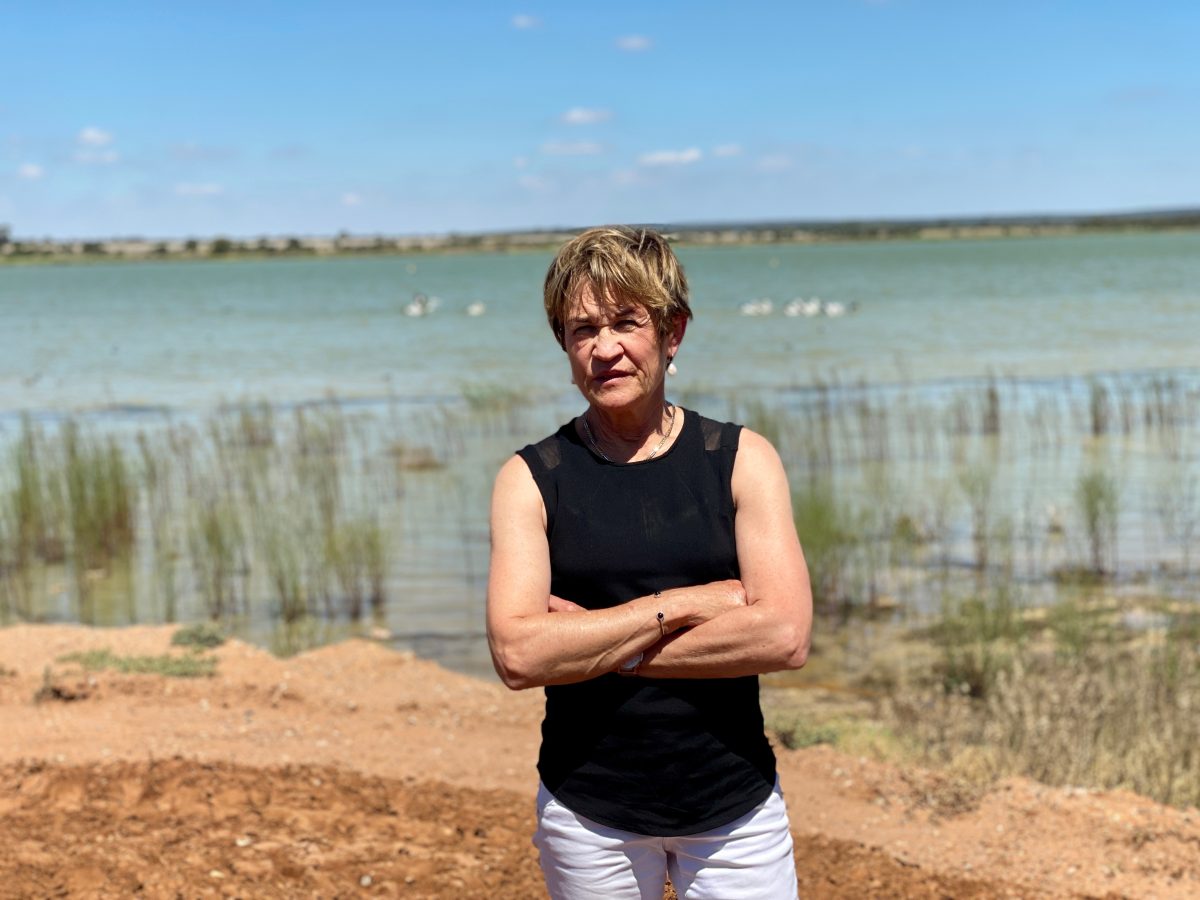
[263,518,308,623]
[327,517,388,619]
[792,480,857,613]
[1,370,1197,652]
[61,421,136,571]
[188,497,242,619]
[1076,468,1119,576]
[957,462,995,571]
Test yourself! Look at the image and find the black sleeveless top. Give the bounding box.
[516,409,777,836]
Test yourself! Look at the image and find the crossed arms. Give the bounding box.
[486,428,812,691]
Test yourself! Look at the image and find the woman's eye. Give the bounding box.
[616,319,638,331]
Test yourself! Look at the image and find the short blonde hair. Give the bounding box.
[543,226,692,348]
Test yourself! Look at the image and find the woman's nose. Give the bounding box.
[593,328,621,359]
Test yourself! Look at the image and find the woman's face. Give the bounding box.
[563,283,684,413]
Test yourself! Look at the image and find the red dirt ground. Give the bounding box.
[1,624,1197,898]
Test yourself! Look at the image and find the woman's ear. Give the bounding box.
[666,314,687,358]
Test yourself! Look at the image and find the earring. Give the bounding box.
[667,356,678,377]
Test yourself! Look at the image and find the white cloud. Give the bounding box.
[713,143,742,158]
[175,182,224,197]
[610,169,641,186]
[616,35,652,52]
[18,163,44,180]
[561,107,612,125]
[78,126,114,147]
[341,192,362,207]
[513,155,529,169]
[512,14,540,29]
[518,174,550,191]
[756,154,793,172]
[638,147,702,166]
[541,140,603,156]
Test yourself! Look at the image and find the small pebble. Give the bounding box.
[360,875,373,887]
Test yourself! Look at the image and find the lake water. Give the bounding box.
[3,231,1199,675]
[4,231,1200,416]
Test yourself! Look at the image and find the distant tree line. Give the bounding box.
[3,208,1200,263]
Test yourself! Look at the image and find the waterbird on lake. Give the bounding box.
[738,298,774,316]
[403,292,430,317]
[465,302,487,317]
[783,298,823,317]
[402,293,441,317]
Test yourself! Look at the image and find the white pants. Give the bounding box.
[533,781,799,899]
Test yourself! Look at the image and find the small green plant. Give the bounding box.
[171,622,228,648]
[931,587,1024,698]
[957,463,995,571]
[58,648,216,678]
[1076,468,1119,576]
[777,721,840,750]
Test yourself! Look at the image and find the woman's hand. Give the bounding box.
[660,579,747,629]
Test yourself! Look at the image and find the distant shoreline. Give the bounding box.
[3,208,1199,266]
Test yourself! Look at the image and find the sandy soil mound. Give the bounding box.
[2,624,1198,898]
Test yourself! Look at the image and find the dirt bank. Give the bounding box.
[1,624,1197,898]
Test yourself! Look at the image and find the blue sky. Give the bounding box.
[2,1,1197,239]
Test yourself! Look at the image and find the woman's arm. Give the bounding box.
[636,429,812,678]
[486,455,746,690]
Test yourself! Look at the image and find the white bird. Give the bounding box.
[465,302,487,317]
[403,292,431,317]
[738,298,773,316]
[821,300,847,318]
[783,298,822,317]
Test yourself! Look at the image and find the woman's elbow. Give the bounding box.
[489,637,540,691]
[500,672,538,691]
[776,618,810,670]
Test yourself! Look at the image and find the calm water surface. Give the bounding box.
[4,231,1200,416]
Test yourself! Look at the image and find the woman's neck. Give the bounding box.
[585,399,678,461]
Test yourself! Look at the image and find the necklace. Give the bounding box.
[582,404,676,463]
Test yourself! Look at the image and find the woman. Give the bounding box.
[487,226,812,899]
